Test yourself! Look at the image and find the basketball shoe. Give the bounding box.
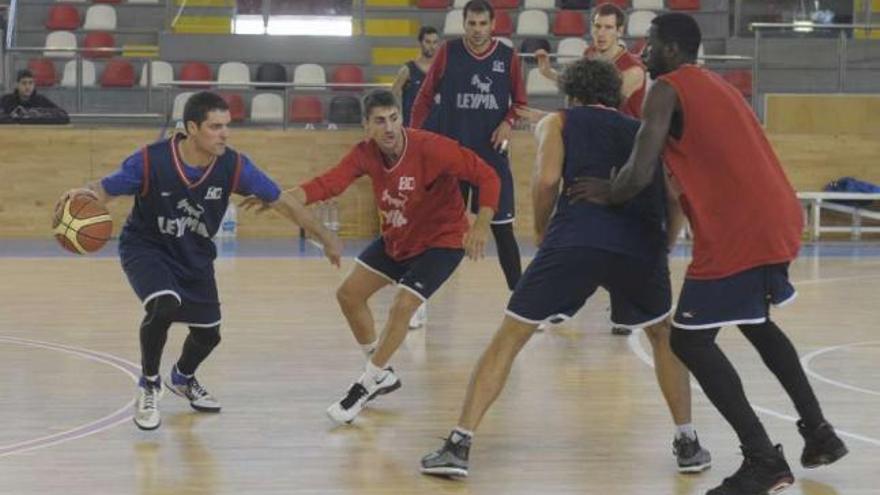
[673,433,712,473]
[706,444,794,495]
[134,376,164,430]
[797,420,848,468]
[326,367,401,424]
[165,365,221,412]
[421,431,471,477]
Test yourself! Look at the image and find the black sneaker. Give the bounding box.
[420,433,471,478]
[797,420,848,468]
[673,433,712,473]
[611,326,632,336]
[706,444,794,495]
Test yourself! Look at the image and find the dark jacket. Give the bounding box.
[0,90,60,114]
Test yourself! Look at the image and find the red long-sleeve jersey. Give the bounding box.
[300,128,501,260]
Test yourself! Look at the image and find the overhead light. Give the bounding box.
[793,19,815,33]
[233,15,266,35]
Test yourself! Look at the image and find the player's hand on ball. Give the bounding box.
[54,188,98,219]
[239,195,271,213]
[567,176,612,205]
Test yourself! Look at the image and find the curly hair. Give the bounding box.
[559,58,622,109]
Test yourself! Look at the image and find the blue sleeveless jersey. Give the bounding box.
[542,106,666,259]
[119,135,242,279]
[402,61,440,130]
[435,39,512,156]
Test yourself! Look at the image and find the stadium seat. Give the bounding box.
[45,5,81,31]
[255,62,288,89]
[92,0,122,4]
[516,10,549,35]
[28,59,57,87]
[557,37,588,63]
[219,93,246,122]
[603,0,630,8]
[632,0,663,9]
[100,58,135,87]
[236,0,263,14]
[217,61,251,87]
[331,65,364,91]
[519,37,551,54]
[526,68,558,95]
[452,0,469,6]
[139,60,174,87]
[493,10,514,36]
[180,61,213,87]
[627,10,656,37]
[668,0,701,10]
[417,0,450,7]
[495,36,514,47]
[491,0,519,8]
[628,37,646,56]
[61,59,96,87]
[293,63,327,87]
[722,69,753,98]
[83,5,116,31]
[53,0,87,3]
[328,96,362,124]
[560,0,591,8]
[172,92,194,121]
[83,31,116,59]
[289,96,324,124]
[443,10,464,36]
[44,31,77,58]
[251,93,285,123]
[127,0,161,4]
[553,10,586,36]
[523,0,555,8]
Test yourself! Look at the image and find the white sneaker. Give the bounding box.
[326,368,401,424]
[165,366,221,413]
[408,303,427,330]
[134,377,164,431]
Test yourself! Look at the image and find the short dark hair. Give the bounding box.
[463,0,494,20]
[559,58,622,109]
[593,3,626,28]
[16,69,34,82]
[651,13,702,60]
[418,25,438,42]
[182,91,229,132]
[362,89,399,119]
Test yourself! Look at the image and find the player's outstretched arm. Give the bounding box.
[269,188,342,267]
[390,65,410,103]
[607,80,677,203]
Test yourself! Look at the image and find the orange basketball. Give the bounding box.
[52,194,113,254]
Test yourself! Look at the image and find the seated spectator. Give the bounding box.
[1,69,69,124]
[1,69,64,114]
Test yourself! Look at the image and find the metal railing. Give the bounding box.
[158,80,391,130]
[749,22,879,110]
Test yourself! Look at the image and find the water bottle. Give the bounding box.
[218,203,238,238]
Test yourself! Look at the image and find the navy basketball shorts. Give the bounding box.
[673,262,796,330]
[121,251,221,327]
[460,150,515,224]
[506,246,672,328]
[355,237,465,301]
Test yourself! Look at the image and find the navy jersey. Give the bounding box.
[434,39,513,154]
[542,106,666,259]
[402,61,426,127]
[118,135,243,279]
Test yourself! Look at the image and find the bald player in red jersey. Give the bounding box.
[535,2,646,118]
[569,13,847,495]
[247,90,500,425]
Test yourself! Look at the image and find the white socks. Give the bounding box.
[361,341,377,358]
[450,427,474,444]
[676,423,697,441]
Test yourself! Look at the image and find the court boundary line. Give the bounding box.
[801,341,880,397]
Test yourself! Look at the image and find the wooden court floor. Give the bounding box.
[0,244,878,494]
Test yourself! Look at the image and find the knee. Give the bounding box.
[644,319,670,347]
[145,294,179,323]
[191,325,221,349]
[336,283,361,309]
[669,327,695,361]
[389,291,423,321]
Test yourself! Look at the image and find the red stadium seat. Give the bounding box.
[330,65,364,91]
[179,61,213,88]
[668,0,701,10]
[45,5,81,30]
[28,58,57,87]
[83,31,115,59]
[219,93,246,122]
[289,96,323,123]
[598,0,630,8]
[493,10,514,36]
[100,58,135,87]
[722,69,753,98]
[491,0,519,8]
[553,10,586,36]
[416,0,450,8]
